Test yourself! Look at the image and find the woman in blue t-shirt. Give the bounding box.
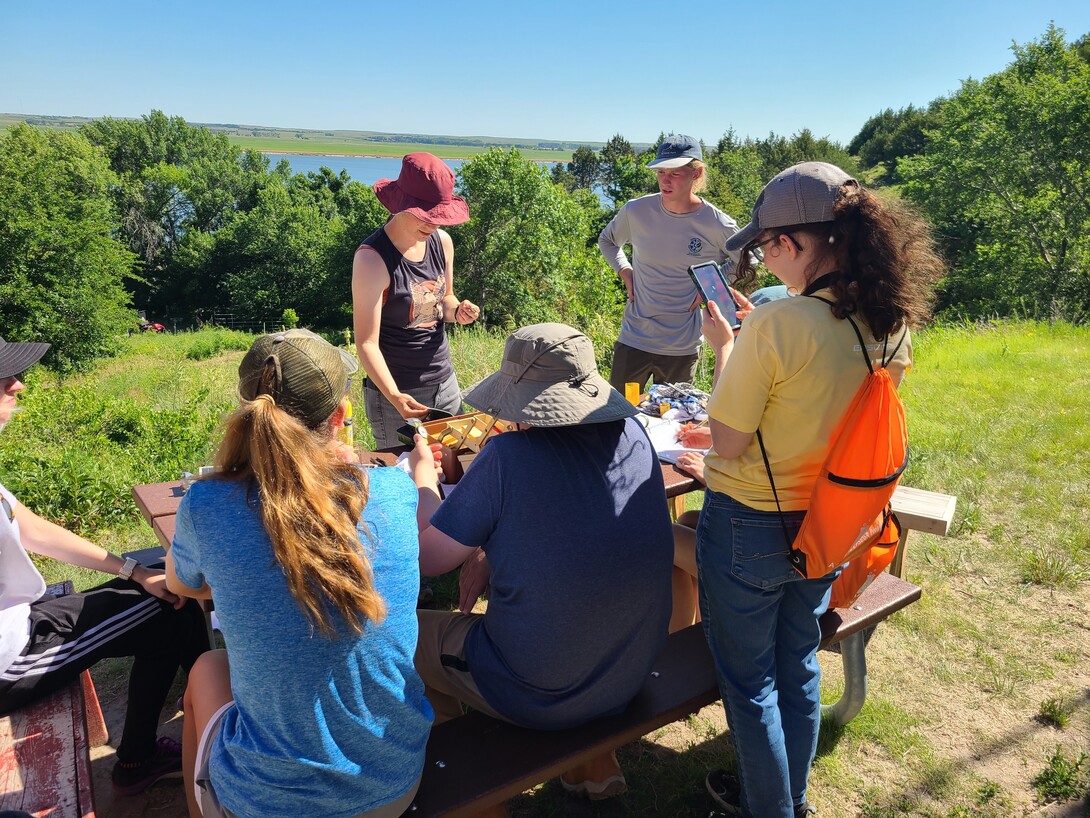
[167,329,434,818]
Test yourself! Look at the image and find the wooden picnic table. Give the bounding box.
[131,463,944,577]
[131,459,699,537]
[131,478,188,524]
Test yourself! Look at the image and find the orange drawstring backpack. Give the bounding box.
[758,297,909,608]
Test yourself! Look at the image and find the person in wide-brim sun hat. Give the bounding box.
[373,152,470,226]
[462,323,637,428]
[408,321,674,809]
[352,152,481,448]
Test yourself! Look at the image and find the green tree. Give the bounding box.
[703,129,766,221]
[567,145,600,190]
[598,134,649,208]
[550,161,575,191]
[206,175,340,325]
[849,103,946,182]
[900,24,1090,319]
[81,111,268,318]
[551,145,603,193]
[0,125,136,370]
[452,148,622,329]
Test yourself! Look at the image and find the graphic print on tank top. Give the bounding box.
[408,276,447,329]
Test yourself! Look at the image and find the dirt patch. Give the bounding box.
[89,664,188,818]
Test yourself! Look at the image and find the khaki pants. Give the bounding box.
[414,610,508,724]
[609,341,698,392]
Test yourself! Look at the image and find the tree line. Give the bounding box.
[1,24,1087,371]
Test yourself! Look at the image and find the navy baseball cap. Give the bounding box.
[647,134,702,169]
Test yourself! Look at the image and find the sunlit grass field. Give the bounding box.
[1,320,1087,816]
[229,136,569,162]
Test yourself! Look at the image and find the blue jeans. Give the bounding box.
[696,490,836,818]
[363,369,462,449]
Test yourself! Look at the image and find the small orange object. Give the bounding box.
[624,382,640,405]
[658,403,670,416]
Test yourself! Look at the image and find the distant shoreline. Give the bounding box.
[260,149,559,164]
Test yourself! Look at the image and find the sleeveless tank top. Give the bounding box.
[359,227,453,386]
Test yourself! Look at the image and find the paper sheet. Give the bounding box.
[637,416,708,464]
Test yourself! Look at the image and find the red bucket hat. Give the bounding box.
[374,153,470,226]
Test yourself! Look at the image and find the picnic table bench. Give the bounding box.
[0,679,97,818]
[408,571,922,817]
[0,582,106,818]
[403,472,954,817]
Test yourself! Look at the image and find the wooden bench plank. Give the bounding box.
[890,485,956,536]
[409,572,921,817]
[0,680,96,817]
[889,486,957,577]
[413,625,719,818]
[819,572,922,648]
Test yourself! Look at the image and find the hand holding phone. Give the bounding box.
[688,262,742,330]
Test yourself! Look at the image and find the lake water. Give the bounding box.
[265,153,557,185]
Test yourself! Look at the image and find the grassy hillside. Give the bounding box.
[1,320,1087,816]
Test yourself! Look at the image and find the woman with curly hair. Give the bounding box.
[692,163,943,818]
[167,329,434,818]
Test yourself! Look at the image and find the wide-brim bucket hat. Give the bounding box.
[374,152,470,226]
[464,324,636,428]
[0,336,51,380]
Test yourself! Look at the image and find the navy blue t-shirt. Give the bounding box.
[430,417,673,729]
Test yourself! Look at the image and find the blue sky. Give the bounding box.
[2,1,1088,146]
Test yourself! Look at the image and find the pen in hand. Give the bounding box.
[676,419,711,449]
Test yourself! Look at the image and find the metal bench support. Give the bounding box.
[821,631,868,726]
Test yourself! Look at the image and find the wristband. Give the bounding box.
[117,557,138,581]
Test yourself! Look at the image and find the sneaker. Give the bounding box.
[705,769,743,816]
[795,802,817,817]
[112,736,184,796]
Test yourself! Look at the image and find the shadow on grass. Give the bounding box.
[507,730,736,818]
[847,687,1090,817]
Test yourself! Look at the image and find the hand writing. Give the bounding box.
[676,423,712,450]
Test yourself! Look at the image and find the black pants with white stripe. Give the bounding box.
[0,579,210,763]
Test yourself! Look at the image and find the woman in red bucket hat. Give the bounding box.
[351,153,481,448]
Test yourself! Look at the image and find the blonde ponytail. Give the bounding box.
[213,374,385,635]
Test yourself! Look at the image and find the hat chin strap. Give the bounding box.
[510,334,585,385]
[567,374,599,396]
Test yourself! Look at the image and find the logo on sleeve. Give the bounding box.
[687,238,703,256]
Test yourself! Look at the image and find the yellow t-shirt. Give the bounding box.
[703,290,912,511]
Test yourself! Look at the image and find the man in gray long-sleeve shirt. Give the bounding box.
[598,134,742,391]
